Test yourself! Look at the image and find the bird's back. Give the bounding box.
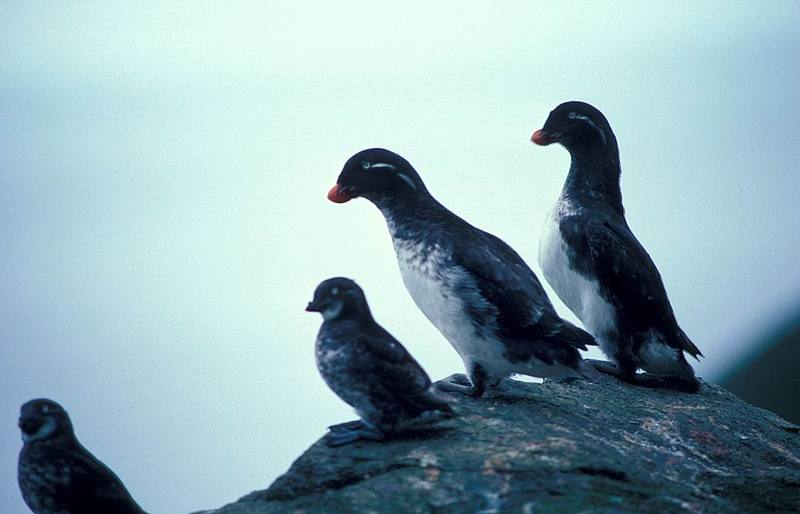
[19,441,145,514]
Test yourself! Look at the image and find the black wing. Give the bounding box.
[357,325,452,415]
[585,218,701,357]
[452,228,595,351]
[62,443,147,514]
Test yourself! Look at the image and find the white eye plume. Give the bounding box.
[396,173,417,190]
[568,112,607,145]
[369,162,397,170]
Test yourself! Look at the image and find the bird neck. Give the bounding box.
[332,298,376,324]
[563,144,624,216]
[25,428,79,448]
[376,191,450,239]
[322,310,377,336]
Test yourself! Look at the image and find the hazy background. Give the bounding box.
[1,2,798,512]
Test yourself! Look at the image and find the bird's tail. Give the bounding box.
[558,319,598,350]
[674,327,703,360]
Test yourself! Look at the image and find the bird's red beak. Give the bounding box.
[327,184,355,203]
[531,129,556,146]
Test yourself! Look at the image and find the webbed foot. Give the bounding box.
[591,361,637,382]
[436,373,485,397]
[328,419,366,432]
[635,374,701,393]
[324,425,386,447]
[592,360,701,393]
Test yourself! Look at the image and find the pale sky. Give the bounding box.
[1,2,799,513]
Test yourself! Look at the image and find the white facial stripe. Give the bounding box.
[370,162,396,170]
[396,173,417,190]
[322,302,344,321]
[574,114,607,145]
[21,417,57,443]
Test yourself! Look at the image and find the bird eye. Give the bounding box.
[361,160,371,170]
[41,405,50,413]
[330,287,339,295]
[568,112,577,119]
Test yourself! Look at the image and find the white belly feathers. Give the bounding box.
[539,201,618,358]
[390,236,513,376]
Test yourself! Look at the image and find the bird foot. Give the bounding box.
[328,419,367,432]
[592,360,701,393]
[635,374,702,393]
[591,361,637,382]
[324,426,386,447]
[436,375,483,397]
[442,373,472,386]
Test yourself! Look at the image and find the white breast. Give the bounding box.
[539,200,618,359]
[390,236,512,376]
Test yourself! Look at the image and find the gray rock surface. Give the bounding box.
[195,368,800,513]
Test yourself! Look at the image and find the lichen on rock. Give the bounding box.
[194,366,800,513]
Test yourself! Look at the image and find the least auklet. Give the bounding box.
[327,149,597,397]
[531,101,702,392]
[307,277,453,446]
[17,399,148,514]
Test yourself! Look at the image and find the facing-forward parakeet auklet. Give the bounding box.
[327,149,597,397]
[531,101,702,392]
[17,398,148,514]
[307,277,453,446]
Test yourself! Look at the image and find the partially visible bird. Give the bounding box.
[327,149,597,397]
[532,101,702,392]
[17,398,148,514]
[307,277,454,446]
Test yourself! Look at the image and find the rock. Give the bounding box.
[195,366,800,513]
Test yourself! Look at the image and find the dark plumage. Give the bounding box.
[307,277,453,446]
[328,149,597,397]
[532,101,702,392]
[17,398,148,514]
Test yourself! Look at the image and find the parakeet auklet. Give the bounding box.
[327,149,597,397]
[307,277,453,446]
[532,101,702,392]
[17,398,148,514]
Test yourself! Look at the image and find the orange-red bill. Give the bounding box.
[531,129,554,146]
[327,184,354,203]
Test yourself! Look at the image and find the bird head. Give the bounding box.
[306,277,370,322]
[327,148,425,206]
[18,398,73,443]
[531,101,615,153]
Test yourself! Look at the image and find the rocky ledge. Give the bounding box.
[196,366,800,513]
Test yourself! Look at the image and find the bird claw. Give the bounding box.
[328,419,367,432]
[592,360,700,393]
[445,373,472,386]
[324,426,386,447]
[591,361,634,381]
[635,374,702,393]
[436,377,481,397]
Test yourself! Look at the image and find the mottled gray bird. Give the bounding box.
[17,398,148,514]
[327,149,597,397]
[307,277,453,446]
[532,101,702,391]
